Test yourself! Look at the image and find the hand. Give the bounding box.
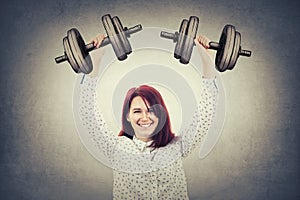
[194,35,216,79]
[196,34,211,49]
[88,33,106,77]
[91,34,106,49]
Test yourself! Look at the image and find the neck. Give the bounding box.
[135,135,152,142]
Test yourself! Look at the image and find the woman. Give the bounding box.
[79,35,218,199]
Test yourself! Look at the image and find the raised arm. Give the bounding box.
[78,34,117,159]
[181,35,219,156]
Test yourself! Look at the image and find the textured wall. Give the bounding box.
[0,0,299,199]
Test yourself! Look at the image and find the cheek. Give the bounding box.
[149,113,159,121]
[127,113,139,123]
[154,118,159,125]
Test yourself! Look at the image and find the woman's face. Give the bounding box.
[127,96,159,142]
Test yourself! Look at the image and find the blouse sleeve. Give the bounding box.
[181,78,218,157]
[79,75,117,159]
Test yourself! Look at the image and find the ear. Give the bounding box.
[126,113,130,122]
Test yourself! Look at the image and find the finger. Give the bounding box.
[95,37,101,48]
[197,35,210,49]
[96,40,101,48]
[194,38,206,52]
[89,34,105,49]
[92,40,98,48]
[194,38,201,47]
[96,34,105,48]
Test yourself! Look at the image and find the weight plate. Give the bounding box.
[215,25,235,72]
[180,16,199,64]
[63,36,80,73]
[67,28,93,74]
[174,19,188,59]
[228,31,241,70]
[102,14,127,61]
[112,16,132,55]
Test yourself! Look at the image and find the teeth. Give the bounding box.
[139,123,151,128]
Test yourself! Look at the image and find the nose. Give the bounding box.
[141,111,150,120]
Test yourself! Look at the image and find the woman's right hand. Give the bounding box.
[91,34,106,49]
[88,33,106,77]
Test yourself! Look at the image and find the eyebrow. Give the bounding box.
[132,107,153,113]
[132,108,142,111]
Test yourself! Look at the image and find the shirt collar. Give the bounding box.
[133,136,153,152]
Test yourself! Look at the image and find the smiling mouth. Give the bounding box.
[138,122,153,128]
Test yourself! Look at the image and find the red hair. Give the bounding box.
[119,85,175,148]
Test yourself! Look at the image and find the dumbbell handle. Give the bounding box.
[160,31,179,42]
[84,24,143,51]
[209,42,252,57]
[124,24,143,36]
[54,38,109,64]
[160,30,252,58]
[55,24,143,64]
[160,31,175,39]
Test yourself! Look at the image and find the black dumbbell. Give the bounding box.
[160,16,252,72]
[55,14,142,74]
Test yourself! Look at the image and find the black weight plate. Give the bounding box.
[174,19,188,59]
[67,28,93,74]
[180,16,199,64]
[102,14,127,61]
[215,25,235,72]
[112,16,132,55]
[228,31,241,70]
[63,36,80,73]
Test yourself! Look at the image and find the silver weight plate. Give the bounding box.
[67,28,93,74]
[102,14,127,61]
[215,25,236,72]
[174,19,188,59]
[180,16,199,64]
[112,16,132,55]
[63,36,80,73]
[227,31,241,70]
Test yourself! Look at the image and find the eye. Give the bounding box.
[133,109,141,113]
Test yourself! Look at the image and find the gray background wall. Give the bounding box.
[0,0,299,199]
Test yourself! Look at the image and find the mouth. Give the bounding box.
[138,122,153,128]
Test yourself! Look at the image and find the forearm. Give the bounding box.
[198,47,216,79]
[181,78,218,156]
[79,75,116,156]
[194,36,217,79]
